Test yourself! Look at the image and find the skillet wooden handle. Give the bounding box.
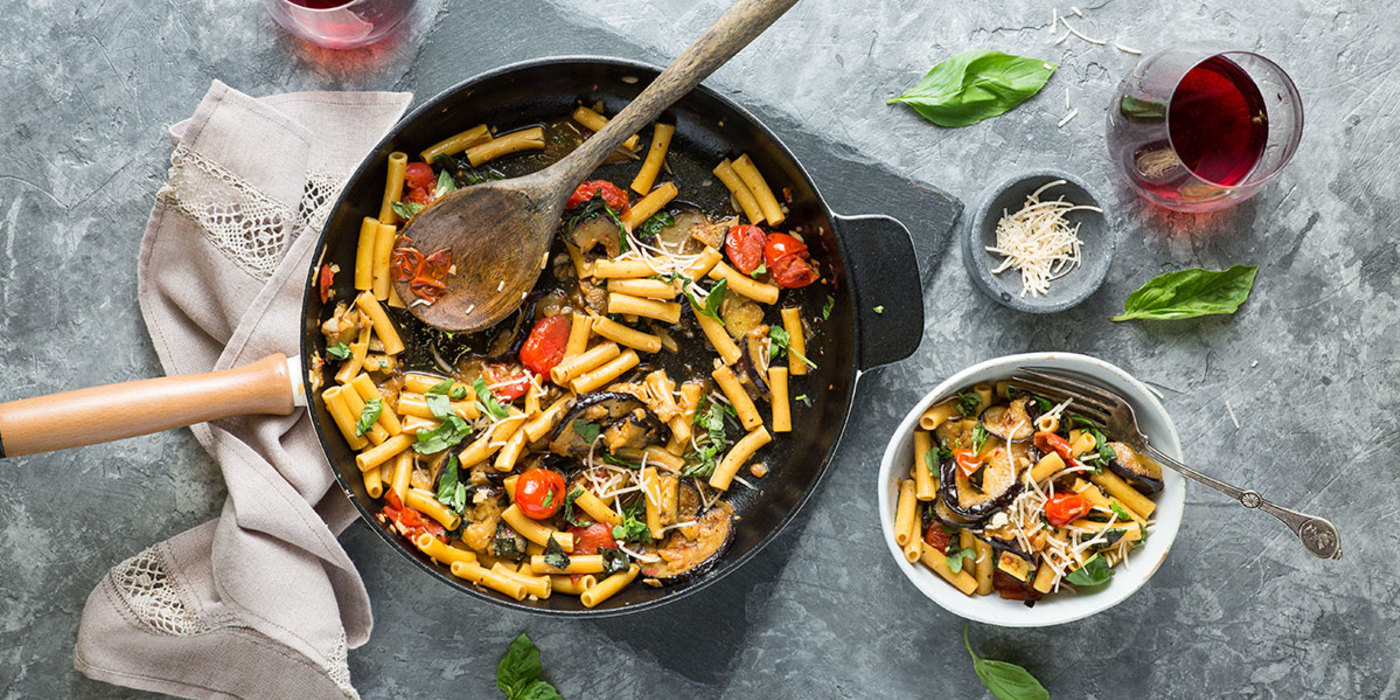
[551,0,801,185]
[0,353,298,458]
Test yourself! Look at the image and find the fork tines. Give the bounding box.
[1009,369,1118,426]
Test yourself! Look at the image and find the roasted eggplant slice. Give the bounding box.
[981,398,1034,443]
[932,493,988,529]
[939,448,1022,520]
[640,501,734,585]
[567,209,623,258]
[549,392,669,457]
[1106,441,1164,494]
[737,331,773,402]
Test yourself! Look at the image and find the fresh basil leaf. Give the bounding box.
[769,325,791,359]
[793,394,812,407]
[449,384,468,400]
[751,262,767,276]
[425,393,455,421]
[355,398,382,437]
[611,511,653,544]
[1112,265,1259,322]
[945,546,975,574]
[822,295,835,320]
[562,487,587,528]
[887,50,1057,128]
[433,153,506,187]
[1065,553,1114,587]
[1069,416,1093,428]
[924,449,938,475]
[964,624,1049,700]
[635,210,674,240]
[1034,396,1052,412]
[427,378,454,395]
[573,418,601,443]
[599,547,631,576]
[1109,502,1133,522]
[475,377,509,419]
[434,168,457,198]
[601,453,641,469]
[873,305,885,314]
[496,633,562,700]
[687,278,728,324]
[1120,94,1168,122]
[414,415,471,453]
[435,454,467,514]
[956,390,982,417]
[543,536,570,571]
[326,342,352,361]
[971,422,989,454]
[391,201,424,220]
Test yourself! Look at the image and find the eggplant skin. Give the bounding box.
[938,456,1022,520]
[1106,441,1164,495]
[640,502,734,586]
[549,392,669,457]
[933,495,988,529]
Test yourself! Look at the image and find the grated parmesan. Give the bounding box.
[984,180,1103,298]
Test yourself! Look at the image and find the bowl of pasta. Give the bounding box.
[878,352,1185,627]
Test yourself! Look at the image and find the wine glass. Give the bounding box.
[264,0,414,49]
[1106,43,1303,213]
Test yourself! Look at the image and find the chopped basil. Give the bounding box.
[1033,395,1052,412]
[611,510,652,544]
[767,325,817,369]
[687,278,728,324]
[573,418,601,443]
[971,422,989,454]
[598,547,631,576]
[821,295,835,320]
[562,487,587,528]
[391,201,424,220]
[425,393,454,421]
[682,397,730,478]
[435,454,467,514]
[1065,553,1114,587]
[635,210,674,240]
[924,449,938,475]
[427,378,454,395]
[326,342,352,361]
[474,377,508,420]
[355,398,382,437]
[944,546,975,574]
[433,168,457,198]
[955,390,982,417]
[601,453,642,470]
[751,262,767,276]
[873,305,885,314]
[543,535,570,571]
[541,489,554,508]
[793,394,812,407]
[1109,502,1133,521]
[449,384,468,400]
[413,415,472,453]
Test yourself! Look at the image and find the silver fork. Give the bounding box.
[1011,368,1343,560]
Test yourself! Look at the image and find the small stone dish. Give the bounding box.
[962,169,1113,313]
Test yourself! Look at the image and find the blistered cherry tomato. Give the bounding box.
[519,316,572,375]
[1034,431,1075,464]
[769,254,819,288]
[566,180,630,213]
[317,263,334,304]
[571,522,617,555]
[724,225,767,275]
[484,364,532,401]
[404,162,436,191]
[952,448,986,478]
[763,232,809,268]
[923,523,953,552]
[515,469,566,519]
[1044,492,1091,527]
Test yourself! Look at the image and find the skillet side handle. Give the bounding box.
[0,353,298,458]
[832,213,925,371]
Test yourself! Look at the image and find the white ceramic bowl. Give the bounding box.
[878,352,1185,627]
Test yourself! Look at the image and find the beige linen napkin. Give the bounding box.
[73,80,412,699]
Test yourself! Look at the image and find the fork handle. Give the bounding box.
[1145,445,1342,560]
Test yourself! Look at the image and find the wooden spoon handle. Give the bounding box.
[551,0,800,185]
[0,353,300,458]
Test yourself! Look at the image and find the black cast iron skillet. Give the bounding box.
[302,57,923,615]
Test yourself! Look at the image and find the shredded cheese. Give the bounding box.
[984,181,1102,298]
[1057,108,1079,128]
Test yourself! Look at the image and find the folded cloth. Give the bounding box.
[73,80,412,699]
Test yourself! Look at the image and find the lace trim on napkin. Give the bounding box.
[156,144,345,281]
[110,546,360,698]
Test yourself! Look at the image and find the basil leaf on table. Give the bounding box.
[1112,265,1259,321]
[496,633,562,700]
[887,50,1057,128]
[964,624,1049,700]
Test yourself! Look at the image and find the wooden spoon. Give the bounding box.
[394,0,799,332]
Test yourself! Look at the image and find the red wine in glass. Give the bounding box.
[265,0,413,49]
[1107,45,1302,212]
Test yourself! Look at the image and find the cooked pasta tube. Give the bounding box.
[466,126,544,167]
[401,416,439,435]
[665,382,703,452]
[644,369,679,421]
[334,341,369,385]
[362,353,395,374]
[1030,452,1066,483]
[920,546,979,595]
[549,575,590,596]
[386,286,407,309]
[709,426,771,490]
[414,532,477,566]
[492,563,551,599]
[573,489,621,526]
[397,393,481,421]
[571,349,640,394]
[973,536,995,595]
[404,488,461,530]
[1089,470,1157,518]
[641,466,664,539]
[493,427,527,472]
[619,445,684,473]
[1032,556,1059,594]
[767,366,792,433]
[973,384,993,412]
[378,152,407,224]
[780,307,809,375]
[402,373,470,397]
[570,106,640,152]
[712,158,765,225]
[449,560,526,601]
[338,386,389,445]
[621,181,678,230]
[1035,414,1060,434]
[607,293,682,324]
[354,216,378,291]
[912,430,936,500]
[894,479,918,547]
[524,397,570,443]
[550,342,621,385]
[354,291,404,355]
[692,304,742,365]
[564,240,592,280]
[901,534,923,564]
[361,459,384,498]
[581,564,639,608]
[390,451,412,504]
[419,124,490,162]
[592,258,656,279]
[591,315,662,353]
[731,154,785,226]
[500,504,574,552]
[712,366,762,431]
[458,412,527,467]
[630,123,674,195]
[919,400,960,431]
[350,373,403,436]
[708,262,780,305]
[606,278,680,299]
[563,311,592,359]
[371,222,396,300]
[529,553,606,575]
[1068,431,1097,458]
[356,433,413,473]
[681,246,725,280]
[1071,479,1146,523]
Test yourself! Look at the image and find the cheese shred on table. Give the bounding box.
[985,180,1102,298]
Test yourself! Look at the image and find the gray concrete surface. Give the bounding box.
[3,0,1398,698]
